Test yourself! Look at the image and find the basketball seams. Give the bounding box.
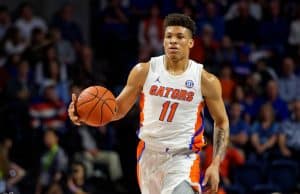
[103,99,115,115]
[76,86,99,107]
[84,90,112,100]
[84,89,108,122]
[76,86,116,126]
[84,91,98,98]
[99,99,105,124]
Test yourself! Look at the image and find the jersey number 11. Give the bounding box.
[159,101,179,122]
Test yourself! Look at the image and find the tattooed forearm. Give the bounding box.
[213,127,228,160]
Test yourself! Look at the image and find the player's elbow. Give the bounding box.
[113,112,126,121]
[112,104,127,121]
[215,117,229,131]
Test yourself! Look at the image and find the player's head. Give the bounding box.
[163,13,196,61]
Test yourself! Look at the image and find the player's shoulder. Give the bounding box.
[201,69,221,98]
[201,69,220,83]
[128,62,150,87]
[132,62,150,76]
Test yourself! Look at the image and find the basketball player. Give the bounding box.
[68,13,229,194]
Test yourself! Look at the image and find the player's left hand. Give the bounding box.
[202,164,220,194]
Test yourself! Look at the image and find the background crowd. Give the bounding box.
[0,0,300,194]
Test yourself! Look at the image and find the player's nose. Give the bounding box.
[170,37,178,44]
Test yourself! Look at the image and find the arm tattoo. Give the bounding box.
[213,127,228,160]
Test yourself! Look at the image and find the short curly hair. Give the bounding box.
[163,13,196,37]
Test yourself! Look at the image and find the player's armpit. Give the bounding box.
[201,70,229,164]
[113,62,150,121]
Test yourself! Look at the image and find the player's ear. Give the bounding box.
[188,39,194,49]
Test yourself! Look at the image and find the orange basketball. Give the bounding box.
[75,86,116,127]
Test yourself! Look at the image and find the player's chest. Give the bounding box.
[145,72,200,106]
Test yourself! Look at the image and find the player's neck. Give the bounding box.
[165,56,189,75]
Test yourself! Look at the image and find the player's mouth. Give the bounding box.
[168,47,179,53]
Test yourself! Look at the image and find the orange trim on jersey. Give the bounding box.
[139,93,145,127]
[189,154,201,192]
[191,102,206,152]
[136,140,145,189]
[136,140,145,161]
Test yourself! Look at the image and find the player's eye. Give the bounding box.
[177,35,184,39]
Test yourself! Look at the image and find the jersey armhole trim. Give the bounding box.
[141,60,154,93]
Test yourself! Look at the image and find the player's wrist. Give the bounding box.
[211,155,222,167]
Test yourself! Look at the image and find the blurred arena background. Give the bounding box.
[0,0,300,194]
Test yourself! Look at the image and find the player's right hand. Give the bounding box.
[68,93,81,126]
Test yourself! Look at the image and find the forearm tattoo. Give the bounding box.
[213,127,228,160]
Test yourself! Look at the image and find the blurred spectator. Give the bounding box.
[253,59,278,88]
[200,24,219,68]
[101,0,129,28]
[5,60,33,103]
[288,6,300,46]
[52,3,83,49]
[258,0,289,54]
[29,80,68,132]
[160,0,183,17]
[288,6,300,63]
[0,6,11,40]
[225,0,262,21]
[35,46,67,85]
[0,144,9,193]
[225,0,259,44]
[215,35,238,64]
[44,183,63,194]
[219,65,236,104]
[72,46,106,87]
[24,27,50,68]
[4,27,27,55]
[35,129,68,194]
[99,0,130,87]
[49,28,76,66]
[263,79,290,121]
[182,4,195,19]
[100,0,130,11]
[0,48,9,95]
[35,45,69,104]
[231,85,245,108]
[66,161,96,194]
[15,2,47,42]
[190,24,219,71]
[0,138,26,194]
[130,0,155,18]
[73,125,124,186]
[196,2,225,41]
[229,102,249,148]
[278,100,300,161]
[5,60,33,131]
[240,74,262,123]
[232,45,253,76]
[138,4,163,60]
[99,0,130,48]
[278,57,300,104]
[250,103,278,159]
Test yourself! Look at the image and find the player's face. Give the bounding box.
[163,26,194,61]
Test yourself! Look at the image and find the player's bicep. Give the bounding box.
[114,63,149,120]
[202,71,228,128]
